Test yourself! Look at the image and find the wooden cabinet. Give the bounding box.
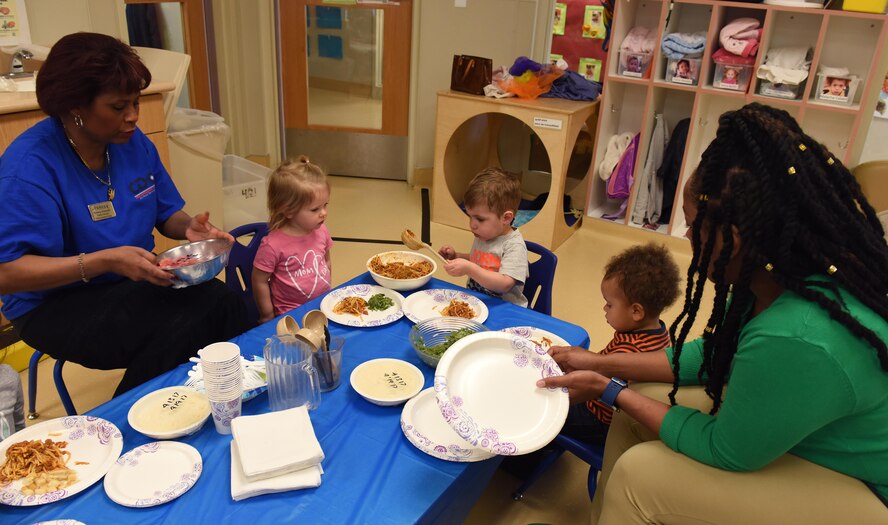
[587,0,888,238]
[0,86,179,253]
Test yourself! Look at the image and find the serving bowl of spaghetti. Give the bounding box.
[367,251,436,291]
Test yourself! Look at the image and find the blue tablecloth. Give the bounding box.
[7,274,590,525]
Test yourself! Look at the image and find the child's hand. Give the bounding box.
[443,258,473,277]
[438,244,456,260]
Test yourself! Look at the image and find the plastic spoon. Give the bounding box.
[400,229,448,266]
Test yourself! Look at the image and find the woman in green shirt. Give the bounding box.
[540,103,888,524]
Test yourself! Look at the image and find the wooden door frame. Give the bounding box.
[125,0,213,111]
[279,0,412,136]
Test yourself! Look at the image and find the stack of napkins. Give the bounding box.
[230,406,325,501]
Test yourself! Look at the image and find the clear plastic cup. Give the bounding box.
[313,336,344,392]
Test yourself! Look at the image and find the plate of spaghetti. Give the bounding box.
[0,416,123,506]
[402,289,489,324]
[320,284,406,327]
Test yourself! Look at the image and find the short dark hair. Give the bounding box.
[604,243,681,317]
[463,167,521,217]
[36,32,151,117]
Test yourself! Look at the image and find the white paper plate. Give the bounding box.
[320,284,405,327]
[402,289,489,324]
[433,331,568,455]
[32,521,87,525]
[0,416,123,506]
[500,326,570,350]
[104,441,202,507]
[400,388,495,462]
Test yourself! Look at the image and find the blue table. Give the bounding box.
[8,274,590,525]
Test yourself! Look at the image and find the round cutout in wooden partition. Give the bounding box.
[443,113,512,213]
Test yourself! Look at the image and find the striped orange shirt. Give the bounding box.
[586,321,671,425]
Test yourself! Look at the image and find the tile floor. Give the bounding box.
[19,175,714,524]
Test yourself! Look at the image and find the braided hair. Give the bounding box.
[668,103,888,413]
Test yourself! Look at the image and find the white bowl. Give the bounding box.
[350,358,425,406]
[366,251,436,291]
[127,386,211,439]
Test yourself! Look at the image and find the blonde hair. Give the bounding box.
[463,167,521,218]
[267,155,329,231]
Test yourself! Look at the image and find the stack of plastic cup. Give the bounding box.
[198,341,244,434]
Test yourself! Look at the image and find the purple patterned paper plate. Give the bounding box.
[400,388,495,462]
[433,331,569,456]
[0,416,123,506]
[103,441,202,507]
[320,284,405,327]
[401,289,489,324]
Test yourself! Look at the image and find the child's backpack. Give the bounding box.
[606,133,640,200]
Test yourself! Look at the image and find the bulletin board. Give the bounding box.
[550,0,609,83]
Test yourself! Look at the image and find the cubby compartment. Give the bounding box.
[703,5,765,91]
[607,0,664,79]
[587,82,647,223]
[627,87,695,234]
[810,16,883,110]
[753,10,822,102]
[655,2,712,85]
[802,109,856,161]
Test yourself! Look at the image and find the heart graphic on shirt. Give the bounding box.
[284,249,330,299]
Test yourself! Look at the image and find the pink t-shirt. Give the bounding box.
[253,226,333,315]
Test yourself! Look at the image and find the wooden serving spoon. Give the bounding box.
[275,315,299,337]
[400,229,448,266]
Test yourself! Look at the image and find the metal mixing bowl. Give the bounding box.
[156,238,232,288]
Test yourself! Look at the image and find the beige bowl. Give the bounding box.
[127,386,211,439]
[366,251,436,291]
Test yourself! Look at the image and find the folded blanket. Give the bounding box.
[756,46,813,85]
[720,17,761,58]
[661,32,707,60]
[712,48,756,66]
[620,26,656,67]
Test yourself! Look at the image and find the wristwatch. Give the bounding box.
[600,377,628,409]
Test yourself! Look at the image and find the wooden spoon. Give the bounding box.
[400,229,448,265]
[302,310,329,350]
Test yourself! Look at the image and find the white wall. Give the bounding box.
[24,0,124,47]
[410,0,554,179]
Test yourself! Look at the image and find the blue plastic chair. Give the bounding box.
[512,433,605,501]
[523,241,557,315]
[27,350,76,419]
[225,222,269,325]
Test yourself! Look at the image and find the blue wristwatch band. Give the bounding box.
[600,377,628,408]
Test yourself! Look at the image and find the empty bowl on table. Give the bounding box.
[127,386,211,439]
[366,250,436,291]
[409,317,489,368]
[156,238,232,287]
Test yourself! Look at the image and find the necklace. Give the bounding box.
[65,132,114,201]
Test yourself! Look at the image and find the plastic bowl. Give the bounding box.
[156,238,232,288]
[409,317,489,368]
[350,358,424,406]
[127,386,211,439]
[366,251,436,291]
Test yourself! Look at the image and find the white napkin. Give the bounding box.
[230,442,322,501]
[231,406,324,480]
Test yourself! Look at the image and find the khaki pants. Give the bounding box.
[590,383,888,525]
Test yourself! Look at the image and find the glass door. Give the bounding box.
[279,0,412,180]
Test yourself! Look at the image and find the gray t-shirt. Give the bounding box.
[466,228,529,307]
[0,364,24,441]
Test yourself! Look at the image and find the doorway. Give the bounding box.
[279,0,411,180]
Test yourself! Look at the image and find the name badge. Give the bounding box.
[87,201,117,221]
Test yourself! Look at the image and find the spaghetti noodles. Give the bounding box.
[333,296,369,317]
[0,439,75,485]
[440,299,475,319]
[370,256,433,280]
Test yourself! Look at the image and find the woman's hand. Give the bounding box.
[537,369,611,404]
[104,246,175,286]
[186,211,234,243]
[548,345,602,374]
[438,244,457,261]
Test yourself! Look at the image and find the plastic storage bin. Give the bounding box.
[814,72,859,106]
[222,155,272,231]
[758,80,804,100]
[667,57,701,85]
[841,0,887,13]
[618,51,652,78]
[713,62,752,92]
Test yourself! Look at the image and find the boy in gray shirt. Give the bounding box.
[438,168,529,307]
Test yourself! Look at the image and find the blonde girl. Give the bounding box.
[252,156,333,323]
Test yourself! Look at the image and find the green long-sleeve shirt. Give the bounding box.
[662,282,888,500]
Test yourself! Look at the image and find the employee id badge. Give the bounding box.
[87,201,117,221]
